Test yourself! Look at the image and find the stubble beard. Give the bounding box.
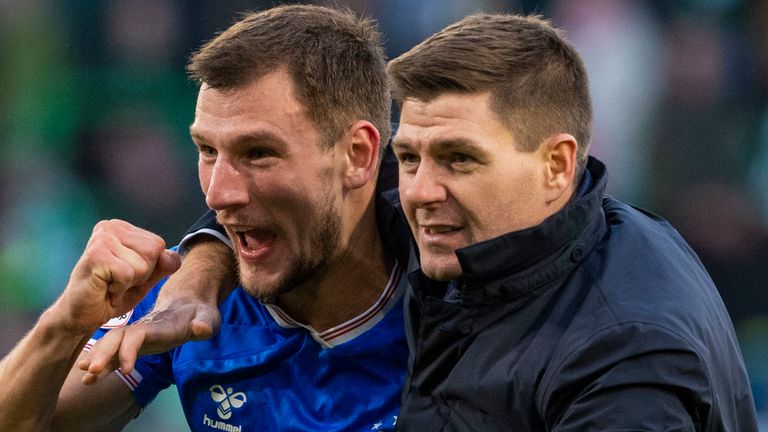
[240,193,342,304]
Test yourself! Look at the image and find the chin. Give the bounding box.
[238,267,283,302]
[421,257,462,281]
[240,278,285,304]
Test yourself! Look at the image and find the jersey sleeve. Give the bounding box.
[177,209,232,254]
[85,277,175,408]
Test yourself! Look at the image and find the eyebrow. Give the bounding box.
[189,128,287,147]
[392,137,480,152]
[433,138,479,152]
[391,138,410,151]
[189,128,205,144]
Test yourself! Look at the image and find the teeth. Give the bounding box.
[428,226,455,234]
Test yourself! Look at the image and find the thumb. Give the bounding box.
[116,250,182,314]
[190,305,222,341]
[146,250,181,288]
[157,249,182,276]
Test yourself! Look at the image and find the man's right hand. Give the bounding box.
[47,219,181,337]
[0,219,178,431]
[77,237,236,384]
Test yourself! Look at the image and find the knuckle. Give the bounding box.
[89,223,118,248]
[93,220,110,232]
[150,235,166,252]
[135,259,150,277]
[79,247,108,271]
[118,266,137,286]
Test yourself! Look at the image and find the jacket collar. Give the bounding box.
[380,147,609,305]
[450,157,608,304]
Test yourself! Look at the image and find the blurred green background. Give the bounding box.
[2,0,768,429]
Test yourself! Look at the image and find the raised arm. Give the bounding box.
[0,220,180,431]
[80,210,237,381]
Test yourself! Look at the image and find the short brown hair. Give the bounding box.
[388,14,592,182]
[188,5,391,150]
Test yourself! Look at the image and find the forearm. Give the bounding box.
[77,229,237,380]
[0,307,91,431]
[0,220,179,431]
[156,236,237,306]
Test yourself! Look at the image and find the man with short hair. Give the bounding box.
[387,14,756,430]
[0,5,410,431]
[86,12,758,431]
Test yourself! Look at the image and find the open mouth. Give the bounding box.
[424,225,461,235]
[234,228,277,259]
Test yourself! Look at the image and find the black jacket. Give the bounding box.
[396,157,757,431]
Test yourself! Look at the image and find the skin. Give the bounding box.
[79,238,234,383]
[0,219,180,431]
[392,91,577,281]
[191,72,343,302]
[80,68,392,378]
[189,68,388,327]
[0,65,390,430]
[81,90,578,381]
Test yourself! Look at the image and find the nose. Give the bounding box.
[401,160,447,209]
[203,158,249,210]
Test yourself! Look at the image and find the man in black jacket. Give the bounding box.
[385,14,756,430]
[85,13,758,431]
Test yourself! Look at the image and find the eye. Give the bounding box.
[394,151,420,173]
[452,153,473,164]
[450,152,478,168]
[197,144,217,159]
[395,150,419,164]
[246,147,276,160]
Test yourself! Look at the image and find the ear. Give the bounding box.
[342,120,381,189]
[541,133,577,205]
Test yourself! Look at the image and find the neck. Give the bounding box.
[275,193,393,332]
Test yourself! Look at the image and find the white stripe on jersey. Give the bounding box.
[265,261,405,348]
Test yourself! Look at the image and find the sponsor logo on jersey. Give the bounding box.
[100,310,133,329]
[203,414,242,432]
[203,384,246,431]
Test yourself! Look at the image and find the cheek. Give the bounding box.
[481,187,542,237]
[398,182,416,217]
[198,164,211,194]
[264,174,331,217]
[456,174,532,238]
[461,198,501,242]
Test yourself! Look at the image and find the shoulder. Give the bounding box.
[588,197,721,320]
[537,319,754,430]
[539,321,712,410]
[601,197,690,254]
[552,196,742,378]
[574,196,736,351]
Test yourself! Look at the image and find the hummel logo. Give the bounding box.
[210,384,247,420]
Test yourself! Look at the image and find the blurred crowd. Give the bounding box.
[2,0,768,428]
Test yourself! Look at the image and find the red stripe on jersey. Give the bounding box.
[321,263,402,342]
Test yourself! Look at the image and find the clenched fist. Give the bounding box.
[48,220,181,336]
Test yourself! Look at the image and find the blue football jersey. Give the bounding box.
[88,262,408,432]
